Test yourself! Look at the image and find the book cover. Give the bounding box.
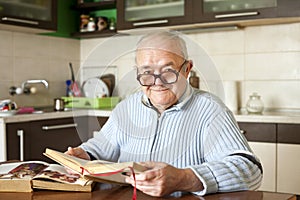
[43,148,147,185]
[0,161,94,192]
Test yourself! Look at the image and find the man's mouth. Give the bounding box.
[149,86,169,92]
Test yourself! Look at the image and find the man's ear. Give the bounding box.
[186,60,193,72]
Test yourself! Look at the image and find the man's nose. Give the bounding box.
[154,75,164,85]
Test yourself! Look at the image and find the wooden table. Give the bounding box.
[0,184,297,200]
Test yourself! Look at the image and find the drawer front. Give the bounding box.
[277,124,300,144]
[238,122,276,143]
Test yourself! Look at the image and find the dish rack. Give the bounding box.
[61,97,120,109]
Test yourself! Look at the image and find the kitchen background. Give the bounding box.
[0,21,299,111]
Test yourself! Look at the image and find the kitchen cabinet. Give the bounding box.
[6,117,83,163]
[194,0,300,24]
[238,122,300,195]
[5,116,108,163]
[0,0,57,32]
[238,122,277,192]
[277,124,300,195]
[117,0,193,30]
[71,0,117,39]
[117,0,300,31]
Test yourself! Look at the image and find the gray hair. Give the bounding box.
[136,31,188,59]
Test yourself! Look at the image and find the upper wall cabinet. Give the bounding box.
[0,0,57,33]
[194,0,300,24]
[117,0,193,30]
[117,0,300,31]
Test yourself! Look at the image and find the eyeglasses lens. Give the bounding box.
[138,71,178,86]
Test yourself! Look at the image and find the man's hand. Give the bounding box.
[125,161,203,197]
[65,146,90,160]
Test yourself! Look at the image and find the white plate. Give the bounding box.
[0,110,17,117]
[82,77,110,98]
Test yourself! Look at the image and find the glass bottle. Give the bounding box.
[87,17,96,32]
[246,92,264,114]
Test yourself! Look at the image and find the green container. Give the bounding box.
[62,97,120,109]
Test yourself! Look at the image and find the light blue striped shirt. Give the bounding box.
[80,84,262,195]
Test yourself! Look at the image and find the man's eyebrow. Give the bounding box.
[137,65,151,69]
[137,61,175,69]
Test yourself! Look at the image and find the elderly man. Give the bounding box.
[67,31,262,197]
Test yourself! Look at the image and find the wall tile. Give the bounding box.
[80,38,105,60]
[0,30,13,56]
[13,32,51,58]
[13,57,50,82]
[0,56,13,81]
[0,81,13,100]
[245,23,300,53]
[49,59,81,82]
[49,37,80,61]
[194,29,245,55]
[211,54,244,81]
[245,52,300,80]
[243,81,300,109]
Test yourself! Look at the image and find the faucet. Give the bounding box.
[22,79,49,90]
[9,79,49,95]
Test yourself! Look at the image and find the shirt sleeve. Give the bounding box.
[79,111,120,162]
[189,108,263,195]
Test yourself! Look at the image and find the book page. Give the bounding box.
[44,148,90,174]
[44,148,147,185]
[33,164,91,186]
[0,161,49,180]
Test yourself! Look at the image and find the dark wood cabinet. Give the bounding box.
[117,0,193,30]
[193,0,300,24]
[6,117,82,163]
[238,122,277,143]
[0,0,57,32]
[277,123,300,144]
[116,0,300,31]
[5,116,108,163]
[6,121,31,162]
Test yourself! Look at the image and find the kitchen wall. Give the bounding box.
[0,30,80,107]
[0,22,299,111]
[81,22,300,111]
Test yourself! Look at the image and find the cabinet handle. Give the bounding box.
[133,19,168,27]
[42,123,78,131]
[1,17,39,25]
[215,12,259,19]
[240,130,246,134]
[17,130,24,161]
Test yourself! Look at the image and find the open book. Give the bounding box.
[0,161,94,192]
[43,148,147,184]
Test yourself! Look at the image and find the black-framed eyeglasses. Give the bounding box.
[136,60,187,86]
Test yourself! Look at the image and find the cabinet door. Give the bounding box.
[248,142,277,192]
[6,122,31,161]
[238,122,277,192]
[277,124,300,195]
[117,0,193,30]
[5,116,105,162]
[194,0,300,23]
[29,117,83,162]
[0,0,57,31]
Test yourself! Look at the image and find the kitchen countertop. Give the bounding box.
[0,109,112,123]
[234,110,300,124]
[1,109,300,124]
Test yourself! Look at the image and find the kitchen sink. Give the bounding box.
[16,106,63,114]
